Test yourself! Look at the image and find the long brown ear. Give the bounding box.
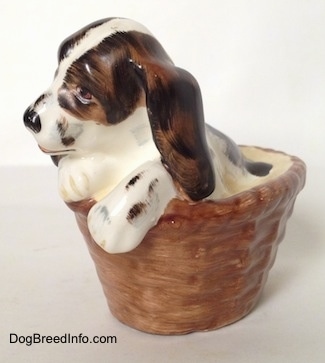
[132,61,215,201]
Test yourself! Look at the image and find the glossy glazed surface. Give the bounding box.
[24,18,274,253]
[73,147,306,334]
[22,17,307,335]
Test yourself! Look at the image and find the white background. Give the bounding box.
[1,1,325,362]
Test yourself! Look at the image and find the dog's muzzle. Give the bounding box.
[23,107,41,133]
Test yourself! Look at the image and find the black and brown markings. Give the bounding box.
[56,117,76,146]
[57,18,111,62]
[125,172,144,190]
[127,178,159,224]
[127,202,147,223]
[56,18,215,202]
[57,28,171,126]
[140,66,216,202]
[34,93,49,109]
[148,178,158,195]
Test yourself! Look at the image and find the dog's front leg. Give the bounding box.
[87,160,177,253]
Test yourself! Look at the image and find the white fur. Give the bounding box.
[87,160,176,253]
[56,107,160,202]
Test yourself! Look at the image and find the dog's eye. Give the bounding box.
[76,86,93,104]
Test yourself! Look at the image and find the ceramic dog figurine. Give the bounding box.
[24,17,272,253]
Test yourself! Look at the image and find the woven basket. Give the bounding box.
[68,147,306,335]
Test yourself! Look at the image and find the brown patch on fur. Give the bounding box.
[57,116,68,134]
[127,202,147,223]
[56,26,214,200]
[57,30,169,125]
[148,178,159,196]
[58,85,108,124]
[136,63,215,201]
[61,136,75,146]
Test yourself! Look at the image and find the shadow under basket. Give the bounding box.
[70,146,306,335]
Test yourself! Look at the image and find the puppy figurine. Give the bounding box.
[24,18,272,253]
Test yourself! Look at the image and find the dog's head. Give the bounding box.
[24,17,215,201]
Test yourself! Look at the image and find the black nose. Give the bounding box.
[23,108,41,133]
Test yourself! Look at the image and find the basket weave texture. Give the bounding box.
[69,149,306,335]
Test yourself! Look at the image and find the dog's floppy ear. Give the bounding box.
[132,61,215,201]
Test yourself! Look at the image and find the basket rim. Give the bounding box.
[67,146,306,219]
[160,146,306,221]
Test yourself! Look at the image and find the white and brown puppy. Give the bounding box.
[24,17,272,253]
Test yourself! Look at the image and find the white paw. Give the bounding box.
[87,161,176,253]
[57,154,114,202]
[58,165,91,201]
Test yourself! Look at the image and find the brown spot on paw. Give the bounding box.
[127,202,147,223]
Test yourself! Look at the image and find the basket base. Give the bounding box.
[75,196,283,335]
[70,147,306,335]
